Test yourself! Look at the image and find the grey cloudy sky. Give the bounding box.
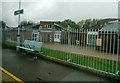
[1,0,119,27]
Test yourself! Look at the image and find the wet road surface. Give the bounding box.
[2,48,112,82]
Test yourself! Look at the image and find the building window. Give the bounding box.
[55,35,56,38]
[59,34,61,39]
[87,35,97,45]
[32,34,34,37]
[32,33,39,41]
[48,24,52,29]
[34,34,37,37]
[57,34,59,39]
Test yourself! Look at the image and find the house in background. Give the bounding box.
[69,29,80,45]
[2,27,33,43]
[3,21,64,43]
[60,27,87,46]
[79,29,87,46]
[39,21,63,43]
[97,20,120,54]
[86,20,104,46]
[87,29,99,46]
[86,18,119,47]
[32,24,41,41]
[54,23,63,42]
[60,27,88,45]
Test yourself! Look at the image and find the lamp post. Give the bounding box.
[14,0,23,51]
[17,0,21,51]
[67,25,71,62]
[67,25,71,45]
[39,26,42,42]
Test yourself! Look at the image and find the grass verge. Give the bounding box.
[41,47,119,75]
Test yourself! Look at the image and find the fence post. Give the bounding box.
[116,36,120,75]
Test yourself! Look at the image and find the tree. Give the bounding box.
[0,21,7,29]
[77,20,85,28]
[19,20,35,27]
[79,19,99,29]
[91,19,98,27]
[19,20,28,27]
[57,19,79,29]
[27,21,35,25]
[82,19,91,29]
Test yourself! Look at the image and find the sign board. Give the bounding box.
[14,9,23,15]
[96,38,102,46]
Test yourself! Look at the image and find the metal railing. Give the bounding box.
[2,28,120,76]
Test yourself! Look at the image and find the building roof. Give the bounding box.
[32,24,40,29]
[54,23,66,29]
[40,21,59,24]
[99,20,120,32]
[7,24,34,31]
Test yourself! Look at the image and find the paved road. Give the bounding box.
[2,48,112,82]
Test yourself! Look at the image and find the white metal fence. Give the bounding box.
[41,28,120,76]
[2,28,120,76]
